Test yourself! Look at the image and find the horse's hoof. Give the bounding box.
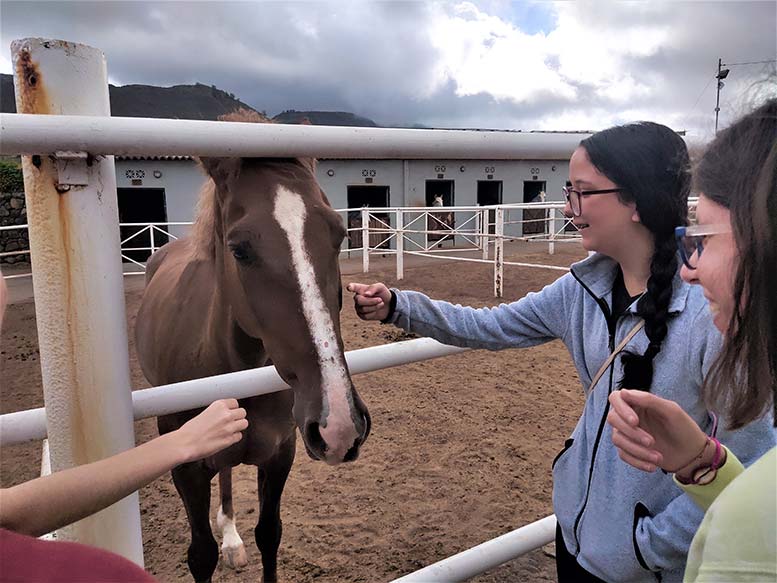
[222,544,249,569]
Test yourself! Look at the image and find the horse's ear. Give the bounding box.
[298,157,317,175]
[197,157,242,185]
[296,118,316,175]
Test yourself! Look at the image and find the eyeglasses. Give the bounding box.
[674,223,732,269]
[562,186,624,217]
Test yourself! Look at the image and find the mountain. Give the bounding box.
[271,110,379,127]
[109,82,261,120]
[0,74,380,126]
[1,74,260,120]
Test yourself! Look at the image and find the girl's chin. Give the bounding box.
[711,308,730,335]
[580,232,597,252]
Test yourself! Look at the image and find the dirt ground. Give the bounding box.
[1,242,588,582]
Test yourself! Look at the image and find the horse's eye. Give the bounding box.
[228,241,254,264]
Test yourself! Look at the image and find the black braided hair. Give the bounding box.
[580,122,691,390]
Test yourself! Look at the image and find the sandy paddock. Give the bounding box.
[1,242,588,582]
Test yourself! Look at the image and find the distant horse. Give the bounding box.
[429,195,453,245]
[135,118,370,582]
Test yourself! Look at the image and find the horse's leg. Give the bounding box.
[216,467,248,569]
[171,462,219,583]
[255,436,296,583]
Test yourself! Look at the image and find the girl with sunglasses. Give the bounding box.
[348,120,775,582]
[608,99,776,581]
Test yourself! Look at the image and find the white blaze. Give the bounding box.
[273,186,358,463]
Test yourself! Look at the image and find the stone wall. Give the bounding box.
[0,191,29,264]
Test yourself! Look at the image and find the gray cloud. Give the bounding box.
[1,1,774,140]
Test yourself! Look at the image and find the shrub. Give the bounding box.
[0,159,24,192]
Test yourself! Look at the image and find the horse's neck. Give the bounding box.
[202,281,268,371]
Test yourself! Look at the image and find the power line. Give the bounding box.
[690,73,716,112]
[723,59,777,66]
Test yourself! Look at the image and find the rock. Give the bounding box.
[541,542,556,558]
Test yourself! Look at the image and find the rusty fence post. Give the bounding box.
[11,38,143,564]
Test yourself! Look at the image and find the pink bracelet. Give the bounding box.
[709,437,723,470]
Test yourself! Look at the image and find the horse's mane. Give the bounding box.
[189,108,315,259]
[189,179,217,259]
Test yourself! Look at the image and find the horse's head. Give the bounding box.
[198,155,370,464]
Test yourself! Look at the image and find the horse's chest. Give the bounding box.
[207,393,296,469]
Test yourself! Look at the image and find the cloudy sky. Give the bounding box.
[1,1,775,142]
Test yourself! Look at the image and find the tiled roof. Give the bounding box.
[116,155,194,161]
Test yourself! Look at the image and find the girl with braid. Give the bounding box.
[347,121,775,582]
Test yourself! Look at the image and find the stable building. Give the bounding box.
[115,130,591,257]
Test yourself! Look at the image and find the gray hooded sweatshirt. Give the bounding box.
[387,253,775,582]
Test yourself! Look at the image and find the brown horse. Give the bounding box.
[135,145,370,582]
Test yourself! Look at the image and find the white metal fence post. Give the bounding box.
[481,209,489,261]
[361,207,370,273]
[149,224,156,255]
[396,209,404,280]
[494,207,504,298]
[424,210,429,251]
[39,439,56,540]
[11,38,143,564]
[548,208,557,256]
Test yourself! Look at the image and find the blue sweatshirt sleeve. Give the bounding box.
[388,273,574,350]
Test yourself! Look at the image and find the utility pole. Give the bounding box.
[715,58,730,134]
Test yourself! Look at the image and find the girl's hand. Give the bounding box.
[347,282,392,321]
[607,389,707,473]
[175,399,248,463]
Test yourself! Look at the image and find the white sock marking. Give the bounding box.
[273,186,358,462]
[217,505,244,551]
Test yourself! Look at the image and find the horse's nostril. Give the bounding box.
[361,412,372,440]
[304,421,327,456]
[343,442,360,462]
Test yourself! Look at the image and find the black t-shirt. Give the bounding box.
[611,267,642,320]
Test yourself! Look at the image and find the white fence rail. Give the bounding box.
[391,515,557,582]
[1,112,588,159]
[2,201,576,295]
[4,199,697,297]
[0,338,468,444]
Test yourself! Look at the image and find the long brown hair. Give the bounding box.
[695,97,777,429]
